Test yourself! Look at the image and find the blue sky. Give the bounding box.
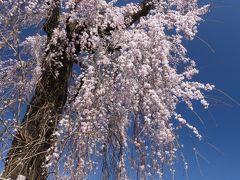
[176,0,240,180]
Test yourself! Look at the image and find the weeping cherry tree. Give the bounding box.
[0,0,214,179]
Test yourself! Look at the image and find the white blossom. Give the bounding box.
[0,0,213,179]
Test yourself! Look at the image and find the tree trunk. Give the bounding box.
[3,55,72,180]
[2,2,72,179]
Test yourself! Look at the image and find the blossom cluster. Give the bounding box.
[0,0,213,179]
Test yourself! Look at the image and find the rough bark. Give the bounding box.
[2,2,69,179]
[3,56,72,179]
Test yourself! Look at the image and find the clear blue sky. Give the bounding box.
[175,0,240,180]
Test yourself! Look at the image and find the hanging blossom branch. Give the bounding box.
[0,0,213,179]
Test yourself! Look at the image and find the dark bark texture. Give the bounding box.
[2,2,70,179]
